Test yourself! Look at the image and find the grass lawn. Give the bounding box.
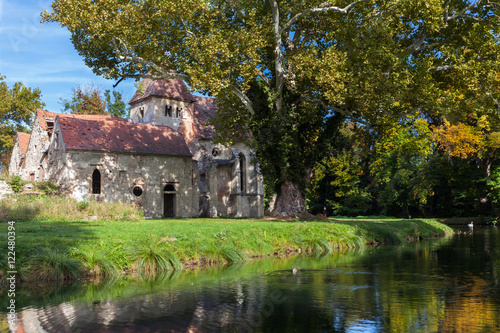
[1,216,453,282]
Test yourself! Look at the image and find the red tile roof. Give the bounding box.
[16,132,31,155]
[128,78,197,104]
[36,109,126,131]
[57,117,192,157]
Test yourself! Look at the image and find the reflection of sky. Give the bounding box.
[0,0,136,113]
[346,319,380,333]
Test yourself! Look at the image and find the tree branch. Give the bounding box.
[430,65,455,72]
[280,0,368,35]
[446,0,484,22]
[180,18,197,39]
[112,38,190,81]
[230,85,255,116]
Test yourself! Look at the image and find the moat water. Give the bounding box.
[2,226,500,332]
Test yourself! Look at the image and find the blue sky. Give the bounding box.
[0,0,137,113]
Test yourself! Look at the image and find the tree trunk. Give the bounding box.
[270,179,308,217]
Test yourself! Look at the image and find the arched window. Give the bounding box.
[239,153,246,193]
[92,169,101,194]
[164,184,176,192]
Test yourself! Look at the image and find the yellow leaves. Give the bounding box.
[432,120,485,159]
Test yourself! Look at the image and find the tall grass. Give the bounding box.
[296,237,334,254]
[130,238,182,275]
[218,244,249,263]
[0,194,143,222]
[71,245,120,278]
[22,248,82,282]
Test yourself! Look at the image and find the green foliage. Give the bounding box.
[0,74,45,170]
[486,166,500,205]
[61,84,129,118]
[22,248,82,282]
[34,180,60,195]
[8,175,25,193]
[76,199,90,211]
[309,149,371,216]
[370,119,435,217]
[61,84,106,115]
[104,89,130,118]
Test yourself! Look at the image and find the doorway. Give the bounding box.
[163,184,176,217]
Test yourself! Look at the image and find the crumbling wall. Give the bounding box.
[22,115,50,182]
[8,139,23,177]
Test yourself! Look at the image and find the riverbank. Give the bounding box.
[0,217,453,283]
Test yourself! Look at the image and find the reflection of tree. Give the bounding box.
[440,276,499,332]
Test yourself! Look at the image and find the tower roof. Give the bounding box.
[129,78,197,105]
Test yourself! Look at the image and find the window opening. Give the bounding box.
[133,186,143,197]
[139,107,144,118]
[239,153,246,193]
[165,105,172,117]
[176,107,181,118]
[92,169,101,194]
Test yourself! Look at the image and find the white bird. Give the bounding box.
[468,222,474,228]
[292,267,298,275]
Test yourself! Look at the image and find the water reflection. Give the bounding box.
[2,228,500,332]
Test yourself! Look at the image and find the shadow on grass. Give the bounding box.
[1,220,99,286]
[331,219,452,245]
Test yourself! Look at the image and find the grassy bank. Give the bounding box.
[0,217,453,283]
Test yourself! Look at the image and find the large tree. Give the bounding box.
[0,75,45,171]
[42,0,500,216]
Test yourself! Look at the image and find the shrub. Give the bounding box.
[34,180,60,195]
[8,176,24,193]
[76,199,90,211]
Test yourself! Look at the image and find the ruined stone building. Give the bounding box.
[9,78,264,217]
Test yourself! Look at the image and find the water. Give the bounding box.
[2,226,499,332]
